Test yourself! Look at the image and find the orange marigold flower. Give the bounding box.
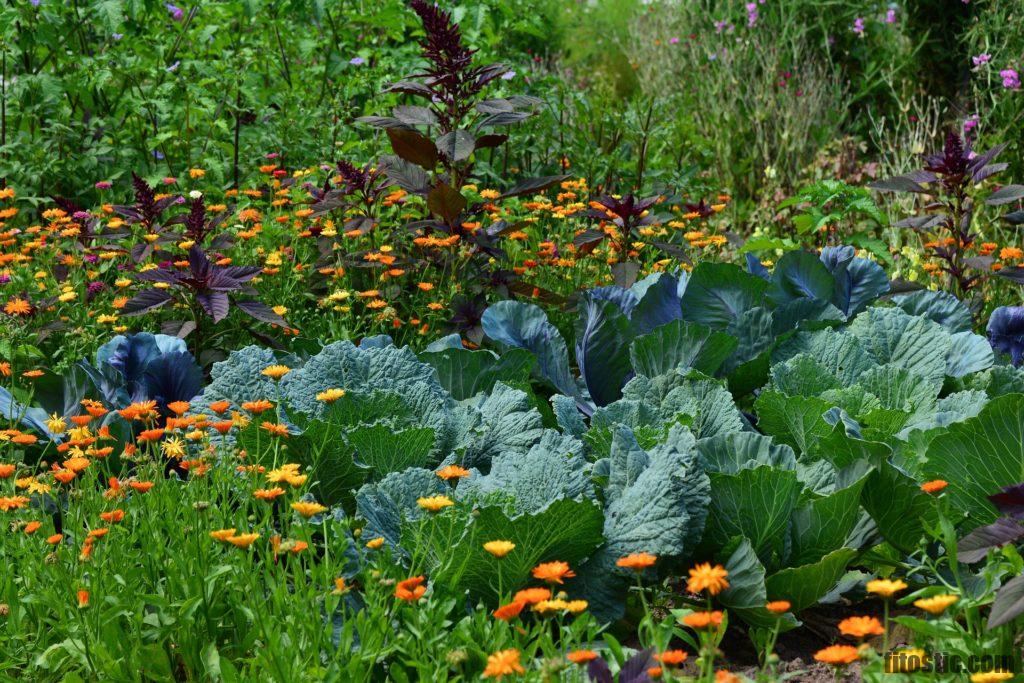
[766,600,791,614]
[647,666,663,679]
[365,537,385,549]
[616,552,657,572]
[129,481,154,493]
[4,298,32,316]
[682,610,724,629]
[88,527,109,539]
[567,650,599,665]
[242,399,274,414]
[493,600,526,621]
[814,645,860,665]
[24,521,42,534]
[532,561,576,584]
[1000,247,1024,261]
[914,594,959,615]
[920,480,948,494]
[254,487,286,500]
[838,615,885,638]
[260,421,289,437]
[687,562,729,595]
[261,364,291,379]
[482,649,524,679]
[138,428,165,442]
[166,401,191,415]
[416,495,454,512]
[210,528,237,542]
[655,650,688,666]
[0,463,16,479]
[47,533,63,545]
[53,469,77,484]
[716,670,741,683]
[513,587,551,605]
[209,400,232,414]
[100,509,125,523]
[291,501,327,518]
[435,464,470,480]
[395,576,427,602]
[77,590,90,608]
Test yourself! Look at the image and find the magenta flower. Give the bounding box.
[94,181,112,190]
[669,36,680,44]
[973,53,991,68]
[852,18,865,36]
[1001,69,1021,90]
[745,3,758,28]
[885,8,896,23]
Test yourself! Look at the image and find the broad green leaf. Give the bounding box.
[765,548,858,613]
[681,262,768,330]
[717,537,799,630]
[630,319,738,378]
[419,347,534,400]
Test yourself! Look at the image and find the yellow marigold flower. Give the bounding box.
[332,577,350,595]
[316,388,346,403]
[866,578,907,598]
[210,528,237,542]
[687,563,729,595]
[292,501,328,518]
[366,536,385,549]
[46,413,68,434]
[226,533,260,548]
[533,599,570,613]
[261,364,291,379]
[914,594,958,615]
[417,495,454,512]
[483,540,515,558]
[189,168,206,179]
[565,599,588,613]
[482,649,524,679]
[161,437,186,459]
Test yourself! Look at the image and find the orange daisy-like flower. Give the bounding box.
[77,590,90,608]
[766,600,791,614]
[482,649,524,679]
[47,533,63,545]
[129,481,154,493]
[138,428,165,442]
[532,561,576,584]
[654,650,688,666]
[839,615,885,638]
[261,364,291,380]
[616,552,657,572]
[226,533,260,548]
[814,645,860,665]
[210,528,237,542]
[493,601,526,621]
[567,650,599,665]
[209,400,232,414]
[513,587,552,605]
[4,298,32,316]
[920,480,948,494]
[365,537,385,550]
[24,521,42,534]
[260,421,289,437]
[647,666,663,679]
[395,576,427,602]
[716,670,741,683]
[435,464,470,480]
[241,399,274,414]
[254,487,286,500]
[99,509,125,523]
[687,562,729,595]
[866,578,907,598]
[681,610,724,630]
[166,401,191,415]
[0,463,15,478]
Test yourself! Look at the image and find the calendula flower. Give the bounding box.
[209,400,232,414]
[0,464,16,479]
[532,561,576,584]
[482,649,524,679]
[292,501,328,518]
[416,495,454,512]
[866,578,907,598]
[616,552,657,572]
[567,650,598,665]
[226,533,260,548]
[99,509,125,523]
[261,364,291,379]
[914,594,959,615]
[514,587,552,605]
[166,401,191,415]
[47,533,63,545]
[46,413,68,434]
[395,576,426,601]
[565,600,588,613]
[493,601,526,621]
[241,399,274,414]
[435,464,470,480]
[682,610,724,629]
[161,437,186,459]
[129,481,154,493]
[766,600,791,614]
[654,650,688,666]
[814,645,860,665]
[483,540,515,558]
[920,480,948,494]
[0,496,30,511]
[687,562,729,595]
[315,388,346,403]
[210,528,237,542]
[77,590,90,608]
[647,666,663,679]
[365,537,385,549]
[254,487,286,500]
[24,521,42,534]
[838,615,884,638]
[260,421,289,437]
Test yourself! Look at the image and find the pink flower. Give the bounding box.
[852,18,865,35]
[94,181,112,190]
[973,53,991,68]
[1000,69,1021,90]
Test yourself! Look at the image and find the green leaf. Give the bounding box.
[703,466,802,567]
[347,425,435,475]
[681,262,768,329]
[754,391,833,455]
[923,394,1024,529]
[718,537,799,630]
[768,250,835,307]
[765,548,858,613]
[419,347,534,400]
[788,468,870,566]
[696,432,797,474]
[630,320,738,378]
